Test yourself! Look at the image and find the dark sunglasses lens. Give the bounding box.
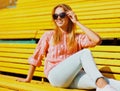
[53,14,58,19]
[60,13,66,18]
[53,12,66,19]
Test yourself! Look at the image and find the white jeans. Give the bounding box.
[48,49,120,90]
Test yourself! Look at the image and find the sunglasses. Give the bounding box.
[53,12,66,20]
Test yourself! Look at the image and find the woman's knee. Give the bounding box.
[80,49,91,54]
[49,78,69,88]
[48,73,69,88]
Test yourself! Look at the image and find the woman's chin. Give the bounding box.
[57,24,64,27]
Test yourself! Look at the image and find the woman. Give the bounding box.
[17,4,120,91]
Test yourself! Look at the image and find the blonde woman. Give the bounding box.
[17,4,120,91]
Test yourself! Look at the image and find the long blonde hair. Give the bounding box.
[52,4,76,49]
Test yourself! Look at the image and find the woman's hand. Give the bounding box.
[16,78,31,83]
[16,65,36,83]
[66,10,78,24]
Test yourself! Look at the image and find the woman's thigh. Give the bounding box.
[48,51,83,87]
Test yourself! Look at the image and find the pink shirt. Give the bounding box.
[28,31,96,77]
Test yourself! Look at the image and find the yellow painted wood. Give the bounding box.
[0,44,119,81]
[0,0,120,38]
[0,62,44,71]
[0,43,36,48]
[1,6,120,19]
[36,30,120,39]
[0,48,34,53]
[0,74,90,91]
[0,66,45,77]
[98,32,120,38]
[0,56,45,65]
[0,30,37,39]
[17,0,120,9]
[92,52,120,59]
[0,0,120,90]
[0,52,31,58]
[35,30,49,38]
[0,57,28,63]
[94,58,120,66]
[90,46,120,52]
[0,87,14,91]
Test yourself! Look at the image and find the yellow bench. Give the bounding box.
[0,43,120,91]
[0,0,120,90]
[0,30,37,39]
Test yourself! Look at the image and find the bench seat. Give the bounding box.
[0,74,89,91]
[0,43,120,91]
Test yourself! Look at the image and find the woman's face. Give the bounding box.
[53,7,69,29]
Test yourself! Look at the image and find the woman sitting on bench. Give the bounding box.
[17,4,120,91]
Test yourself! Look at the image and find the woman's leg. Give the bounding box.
[70,49,120,91]
[78,49,103,83]
[78,49,120,91]
[69,70,120,90]
[102,78,120,91]
[48,50,83,87]
[48,49,102,88]
[70,70,96,89]
[48,48,120,90]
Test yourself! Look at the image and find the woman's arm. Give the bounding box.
[16,65,36,82]
[76,21,102,45]
[66,11,102,45]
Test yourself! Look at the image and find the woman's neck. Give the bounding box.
[59,27,68,34]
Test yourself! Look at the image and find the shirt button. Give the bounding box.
[59,56,62,58]
[61,45,63,48]
[58,50,60,54]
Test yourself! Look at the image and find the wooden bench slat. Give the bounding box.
[0,87,14,91]
[95,58,120,66]
[92,52,120,59]
[0,62,44,71]
[0,67,45,77]
[90,46,120,52]
[0,57,28,63]
[0,43,36,48]
[0,34,35,39]
[0,48,34,53]
[98,32,120,38]
[0,74,87,91]
[0,56,45,65]
[0,30,37,39]
[0,52,31,58]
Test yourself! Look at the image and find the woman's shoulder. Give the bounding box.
[41,30,54,40]
[75,33,86,37]
[44,30,55,35]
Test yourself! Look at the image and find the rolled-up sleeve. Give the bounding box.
[77,34,96,50]
[28,32,49,67]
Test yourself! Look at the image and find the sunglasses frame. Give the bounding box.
[53,12,66,20]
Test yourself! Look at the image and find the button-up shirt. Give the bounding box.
[28,31,96,77]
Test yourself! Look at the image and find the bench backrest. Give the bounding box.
[0,0,120,39]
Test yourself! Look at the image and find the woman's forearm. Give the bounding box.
[26,65,36,82]
[16,64,36,82]
[76,21,102,45]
